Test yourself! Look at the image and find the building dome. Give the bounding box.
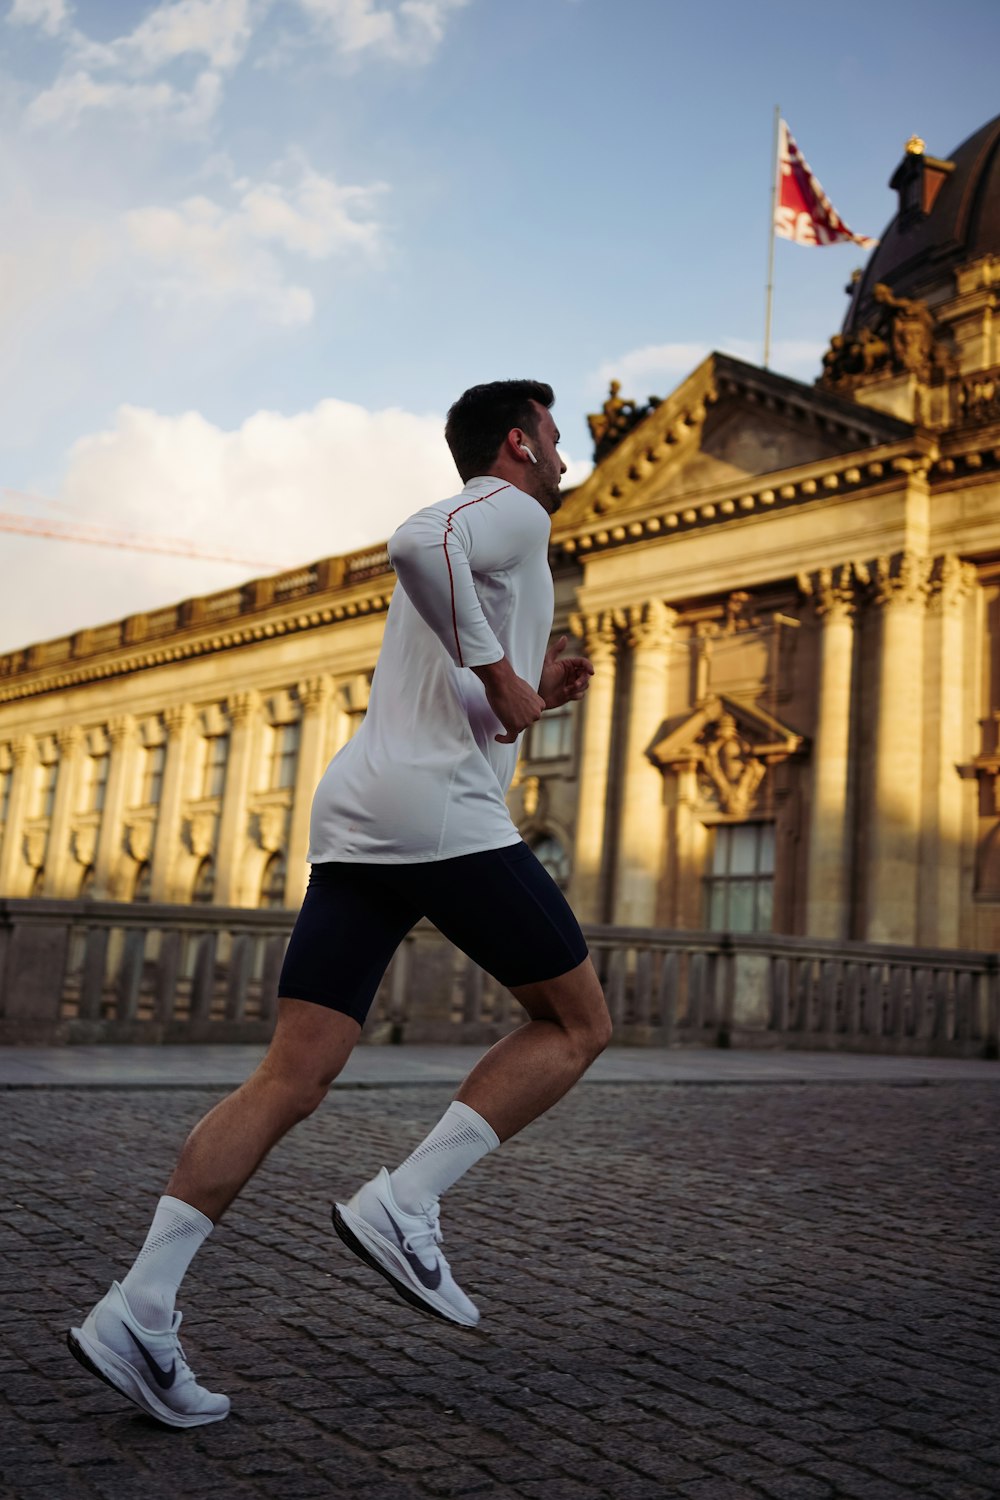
[844,113,1000,334]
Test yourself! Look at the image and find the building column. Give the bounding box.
[568,610,618,923]
[0,736,36,897]
[613,600,677,927]
[93,715,137,899]
[866,551,931,944]
[286,675,334,907]
[215,690,261,906]
[46,726,84,897]
[800,565,858,939]
[150,705,195,903]
[923,556,978,945]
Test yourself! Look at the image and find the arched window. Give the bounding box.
[192,857,215,905]
[259,851,288,909]
[133,861,152,903]
[530,833,570,888]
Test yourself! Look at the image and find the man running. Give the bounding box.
[69,379,612,1428]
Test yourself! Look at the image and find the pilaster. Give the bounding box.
[149,705,195,903]
[612,600,677,927]
[46,726,83,896]
[922,556,977,945]
[866,551,931,943]
[0,736,36,896]
[286,676,334,907]
[798,564,860,938]
[215,690,261,906]
[567,610,618,922]
[93,716,137,899]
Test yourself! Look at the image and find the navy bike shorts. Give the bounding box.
[277,840,589,1025]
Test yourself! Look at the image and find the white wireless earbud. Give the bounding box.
[520,445,537,463]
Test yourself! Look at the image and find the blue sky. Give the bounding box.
[2,0,998,651]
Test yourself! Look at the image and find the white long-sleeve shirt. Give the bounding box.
[308,475,554,863]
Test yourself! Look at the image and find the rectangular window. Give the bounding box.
[201,735,229,799]
[270,722,300,790]
[528,706,574,761]
[84,753,109,813]
[35,760,58,819]
[705,822,775,933]
[142,743,166,806]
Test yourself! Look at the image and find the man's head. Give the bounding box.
[445,379,567,514]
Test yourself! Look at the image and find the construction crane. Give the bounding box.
[1,490,290,572]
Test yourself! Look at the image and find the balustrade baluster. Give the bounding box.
[259,934,286,1024]
[116,930,146,1021]
[191,932,219,1024]
[154,930,182,1026]
[657,950,678,1041]
[79,927,109,1021]
[634,949,652,1026]
[605,947,626,1025]
[933,969,951,1040]
[225,933,254,1022]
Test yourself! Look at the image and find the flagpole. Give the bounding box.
[763,104,781,369]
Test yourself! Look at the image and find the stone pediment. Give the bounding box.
[557,353,911,533]
[649,693,806,818]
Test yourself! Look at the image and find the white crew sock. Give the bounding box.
[389,1100,500,1214]
[119,1195,213,1331]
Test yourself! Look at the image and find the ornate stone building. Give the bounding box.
[1,115,998,952]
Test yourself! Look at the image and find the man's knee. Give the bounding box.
[256,1057,333,1122]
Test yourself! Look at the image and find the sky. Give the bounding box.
[2,0,998,653]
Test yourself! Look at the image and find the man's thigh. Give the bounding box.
[278,862,421,1025]
[416,841,590,991]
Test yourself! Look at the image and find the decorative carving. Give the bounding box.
[797,563,859,620]
[23,828,47,869]
[10,735,32,766]
[617,599,677,652]
[164,704,194,736]
[869,551,932,609]
[228,689,261,727]
[56,726,82,756]
[107,714,135,747]
[297,676,333,714]
[820,283,948,389]
[184,811,216,858]
[928,555,977,615]
[700,713,767,818]
[568,610,617,667]
[253,806,286,853]
[649,693,805,820]
[124,820,153,863]
[956,368,1000,426]
[586,380,661,461]
[71,825,97,867]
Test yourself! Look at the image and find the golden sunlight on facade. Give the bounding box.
[1,115,999,959]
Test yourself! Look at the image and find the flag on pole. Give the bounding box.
[775,120,876,248]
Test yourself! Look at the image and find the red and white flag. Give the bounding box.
[775,120,876,248]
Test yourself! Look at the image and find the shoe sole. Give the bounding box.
[67,1329,229,1429]
[332,1204,478,1329]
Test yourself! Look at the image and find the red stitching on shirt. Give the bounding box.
[442,485,510,666]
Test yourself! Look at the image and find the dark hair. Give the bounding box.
[445,379,554,482]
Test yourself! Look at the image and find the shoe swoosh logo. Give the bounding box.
[383,1206,443,1291]
[125,1326,177,1389]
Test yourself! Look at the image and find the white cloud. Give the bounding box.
[592,338,827,397]
[293,0,468,64]
[7,0,71,37]
[0,395,597,651]
[73,0,258,75]
[25,66,223,130]
[0,398,458,650]
[124,157,385,324]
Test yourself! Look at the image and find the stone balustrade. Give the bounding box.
[0,898,996,1056]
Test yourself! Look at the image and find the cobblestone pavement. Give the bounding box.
[3,1080,998,1500]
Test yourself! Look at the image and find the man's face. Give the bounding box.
[525,402,567,514]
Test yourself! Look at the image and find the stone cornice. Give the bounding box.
[554,435,940,562]
[559,352,910,530]
[0,549,395,706]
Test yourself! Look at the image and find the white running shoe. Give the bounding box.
[333,1168,480,1328]
[67,1281,230,1428]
